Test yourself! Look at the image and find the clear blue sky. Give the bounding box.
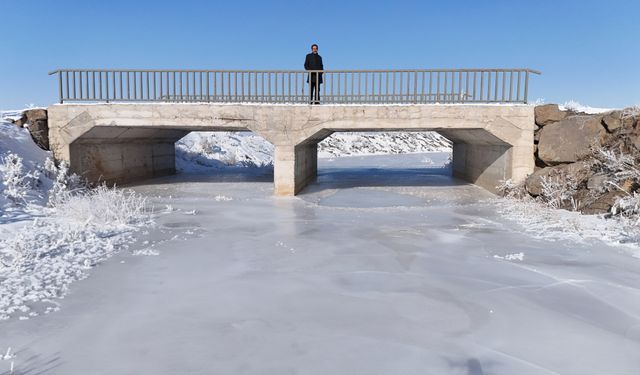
[1,0,638,109]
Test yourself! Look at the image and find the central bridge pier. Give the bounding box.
[47,103,535,195]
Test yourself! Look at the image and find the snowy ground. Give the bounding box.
[2,154,640,375]
[2,105,640,374]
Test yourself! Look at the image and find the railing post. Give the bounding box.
[524,70,530,104]
[58,71,63,103]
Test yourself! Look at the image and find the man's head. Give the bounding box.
[311,44,318,54]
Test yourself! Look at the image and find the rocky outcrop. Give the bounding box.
[15,109,49,150]
[506,104,640,216]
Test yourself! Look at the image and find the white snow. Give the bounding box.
[0,120,151,321]
[559,100,615,114]
[175,130,451,169]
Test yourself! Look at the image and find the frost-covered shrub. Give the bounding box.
[497,179,528,199]
[57,185,148,229]
[539,175,579,210]
[592,147,640,189]
[46,159,83,207]
[612,192,640,222]
[0,153,41,204]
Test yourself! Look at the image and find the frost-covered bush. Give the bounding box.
[612,192,640,222]
[539,175,579,210]
[0,155,150,320]
[56,185,148,228]
[592,147,640,190]
[0,153,41,204]
[497,179,528,199]
[46,159,84,207]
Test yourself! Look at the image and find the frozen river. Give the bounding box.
[2,153,640,374]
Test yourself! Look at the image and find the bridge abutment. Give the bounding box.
[68,140,178,184]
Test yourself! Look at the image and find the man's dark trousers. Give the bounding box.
[310,81,320,104]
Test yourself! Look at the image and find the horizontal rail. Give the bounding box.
[50,69,541,104]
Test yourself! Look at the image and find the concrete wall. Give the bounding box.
[48,103,535,195]
[69,141,176,184]
[452,143,511,192]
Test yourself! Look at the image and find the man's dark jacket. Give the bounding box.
[304,53,323,83]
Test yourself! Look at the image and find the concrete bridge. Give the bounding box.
[47,68,540,195]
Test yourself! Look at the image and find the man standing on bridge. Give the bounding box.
[304,43,323,104]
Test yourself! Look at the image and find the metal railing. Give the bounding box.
[49,68,541,104]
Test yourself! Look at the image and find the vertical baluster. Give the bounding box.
[457,72,462,102]
[78,71,83,100]
[241,72,245,102]
[98,71,103,100]
[363,72,368,103]
[451,71,455,102]
[508,71,513,102]
[480,71,484,101]
[444,72,449,103]
[232,72,236,102]
[472,72,477,102]
[524,70,530,104]
[391,72,396,103]
[494,71,499,102]
[213,72,217,101]
[110,71,114,101]
[185,72,190,101]
[516,71,521,102]
[65,71,70,101]
[281,72,285,102]
[322,71,326,103]
[71,71,76,100]
[464,72,469,102]
[105,72,109,102]
[428,72,433,102]
[268,72,272,102]
[274,72,279,102]
[489,72,494,101]
[57,72,63,103]
[227,71,231,102]
[412,71,417,103]
[192,72,196,101]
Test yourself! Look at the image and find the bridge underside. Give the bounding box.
[48,104,534,194]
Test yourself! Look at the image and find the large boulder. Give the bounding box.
[525,161,593,196]
[27,120,49,150]
[21,109,49,150]
[24,108,47,122]
[537,115,606,164]
[535,104,568,126]
[580,190,626,215]
[602,110,636,132]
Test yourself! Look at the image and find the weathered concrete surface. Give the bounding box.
[48,104,535,194]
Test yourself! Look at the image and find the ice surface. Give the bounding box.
[2,153,640,375]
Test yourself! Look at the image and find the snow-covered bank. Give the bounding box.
[0,121,151,321]
[175,130,452,169]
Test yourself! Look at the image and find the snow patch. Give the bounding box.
[559,100,615,114]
